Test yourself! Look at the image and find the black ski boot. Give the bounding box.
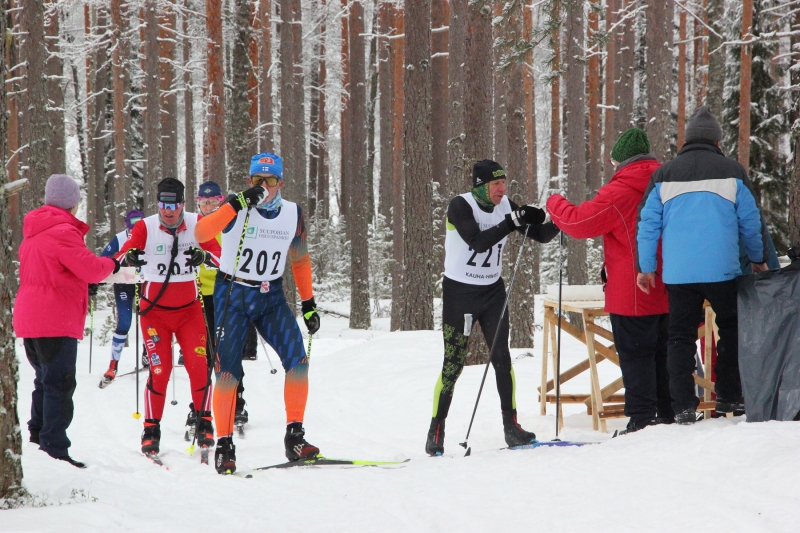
[235,398,249,425]
[56,455,86,469]
[617,417,659,436]
[197,412,214,447]
[502,410,537,447]
[184,403,197,441]
[141,420,161,454]
[675,408,697,425]
[215,437,236,474]
[141,347,150,369]
[715,397,745,417]
[425,418,445,456]
[284,422,320,461]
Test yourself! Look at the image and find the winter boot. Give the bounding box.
[425,418,445,456]
[102,360,119,383]
[29,427,40,445]
[184,403,197,441]
[141,420,161,454]
[141,347,150,369]
[235,398,249,425]
[284,422,320,461]
[197,412,214,447]
[715,397,745,417]
[56,455,86,469]
[617,417,659,436]
[215,437,236,474]
[502,410,537,447]
[675,408,698,425]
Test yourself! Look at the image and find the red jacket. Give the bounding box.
[546,157,668,316]
[14,206,117,339]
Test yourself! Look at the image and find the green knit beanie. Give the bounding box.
[611,128,650,163]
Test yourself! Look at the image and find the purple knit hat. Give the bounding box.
[125,209,145,230]
[44,174,81,210]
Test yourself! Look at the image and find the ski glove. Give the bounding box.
[301,298,321,335]
[122,248,147,267]
[230,186,267,212]
[88,284,99,298]
[184,247,207,268]
[537,222,561,243]
[506,205,546,228]
[111,257,121,274]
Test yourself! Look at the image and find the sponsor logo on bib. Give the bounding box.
[155,244,166,255]
[245,226,257,239]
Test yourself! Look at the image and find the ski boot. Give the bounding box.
[184,403,196,441]
[141,347,150,369]
[177,351,184,366]
[715,397,745,417]
[284,422,320,461]
[616,417,659,436]
[215,437,236,474]
[502,410,537,447]
[234,400,248,437]
[425,418,445,456]
[675,408,698,425]
[196,412,215,447]
[99,360,118,388]
[141,420,161,455]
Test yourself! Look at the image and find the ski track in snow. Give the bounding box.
[6,300,800,532]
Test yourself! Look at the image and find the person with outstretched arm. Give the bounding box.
[425,159,559,456]
[195,152,321,474]
[635,106,767,424]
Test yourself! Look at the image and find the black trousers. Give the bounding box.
[202,294,247,407]
[666,280,741,412]
[609,313,673,424]
[25,337,78,458]
[432,276,514,419]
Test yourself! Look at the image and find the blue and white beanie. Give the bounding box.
[249,152,283,179]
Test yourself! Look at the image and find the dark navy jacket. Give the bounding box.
[636,143,766,284]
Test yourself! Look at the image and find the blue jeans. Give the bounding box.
[25,337,78,458]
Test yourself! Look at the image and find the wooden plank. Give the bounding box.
[584,377,625,407]
[693,374,715,393]
[585,321,615,343]
[584,310,607,432]
[545,394,593,403]
[540,312,550,415]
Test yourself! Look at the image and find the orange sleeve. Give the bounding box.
[291,254,314,301]
[195,203,237,243]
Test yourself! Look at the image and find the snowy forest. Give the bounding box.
[1,0,800,499]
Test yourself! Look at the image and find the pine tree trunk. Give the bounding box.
[677,5,687,149]
[206,0,226,187]
[603,0,616,179]
[45,4,65,176]
[400,0,433,331]
[20,0,51,215]
[564,0,587,290]
[228,0,254,186]
[431,0,449,277]
[308,50,321,218]
[523,3,540,296]
[446,0,466,199]
[789,12,800,248]
[112,0,131,227]
[377,1,393,222]
[706,0,724,119]
[7,2,22,252]
[737,0,754,172]
[549,1,561,183]
[645,0,674,161]
[183,0,196,209]
[144,0,162,214]
[587,2,601,195]
[317,36,329,219]
[0,0,24,498]
[492,2,507,170]
[92,7,111,244]
[389,6,405,331]
[339,1,351,217]
[348,0,371,329]
[160,1,178,179]
[615,0,635,137]
[695,0,709,105]
[259,0,273,152]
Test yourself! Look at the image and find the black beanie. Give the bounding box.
[472,160,506,188]
[685,106,722,144]
[157,177,185,204]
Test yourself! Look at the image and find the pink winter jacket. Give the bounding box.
[13,205,116,339]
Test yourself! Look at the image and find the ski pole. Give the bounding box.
[134,283,142,420]
[256,331,278,375]
[555,230,564,440]
[460,225,531,456]
[89,297,95,374]
[171,345,178,405]
[307,333,313,359]
[190,206,253,455]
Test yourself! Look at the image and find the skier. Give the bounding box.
[547,128,673,434]
[184,181,254,439]
[14,174,120,468]
[116,178,222,457]
[195,152,321,474]
[99,209,146,387]
[426,160,559,456]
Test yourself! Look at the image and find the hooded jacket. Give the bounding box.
[546,155,669,316]
[14,205,117,339]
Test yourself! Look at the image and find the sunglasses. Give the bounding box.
[197,197,223,207]
[250,175,281,187]
[158,201,183,210]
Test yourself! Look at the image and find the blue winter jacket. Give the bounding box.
[636,143,766,284]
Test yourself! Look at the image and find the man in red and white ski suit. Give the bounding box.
[117,178,221,455]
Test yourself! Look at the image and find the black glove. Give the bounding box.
[111,257,121,274]
[229,186,267,212]
[506,205,546,228]
[122,248,147,267]
[537,222,561,243]
[88,284,99,298]
[184,247,207,268]
[301,298,321,335]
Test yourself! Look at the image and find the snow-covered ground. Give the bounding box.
[5,299,800,532]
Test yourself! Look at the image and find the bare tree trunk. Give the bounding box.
[789,11,800,247]
[677,4,687,149]
[549,1,561,183]
[737,0,754,171]
[339,1,351,216]
[389,5,405,331]
[587,1,601,195]
[20,0,51,214]
[259,0,273,152]
[349,0,371,329]
[695,0,709,105]
[432,0,449,277]
[318,33,329,219]
[645,0,674,161]
[0,0,25,498]
[706,0,724,119]
[615,0,635,137]
[365,7,379,223]
[45,3,65,175]
[603,0,616,179]
[377,0,393,222]
[446,0,466,199]
[492,1,507,169]
[93,7,112,241]
[183,0,196,209]
[206,0,226,187]
[523,1,540,295]
[400,0,433,331]
[160,1,178,179]
[7,3,22,252]
[144,0,162,214]
[564,0,587,289]
[112,0,130,228]
[228,0,254,185]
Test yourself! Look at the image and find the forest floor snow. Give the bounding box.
[5,299,800,532]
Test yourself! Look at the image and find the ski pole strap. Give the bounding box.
[140,233,180,316]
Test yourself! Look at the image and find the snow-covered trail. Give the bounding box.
[5,303,800,532]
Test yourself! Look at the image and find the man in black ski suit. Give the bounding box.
[425,160,560,455]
